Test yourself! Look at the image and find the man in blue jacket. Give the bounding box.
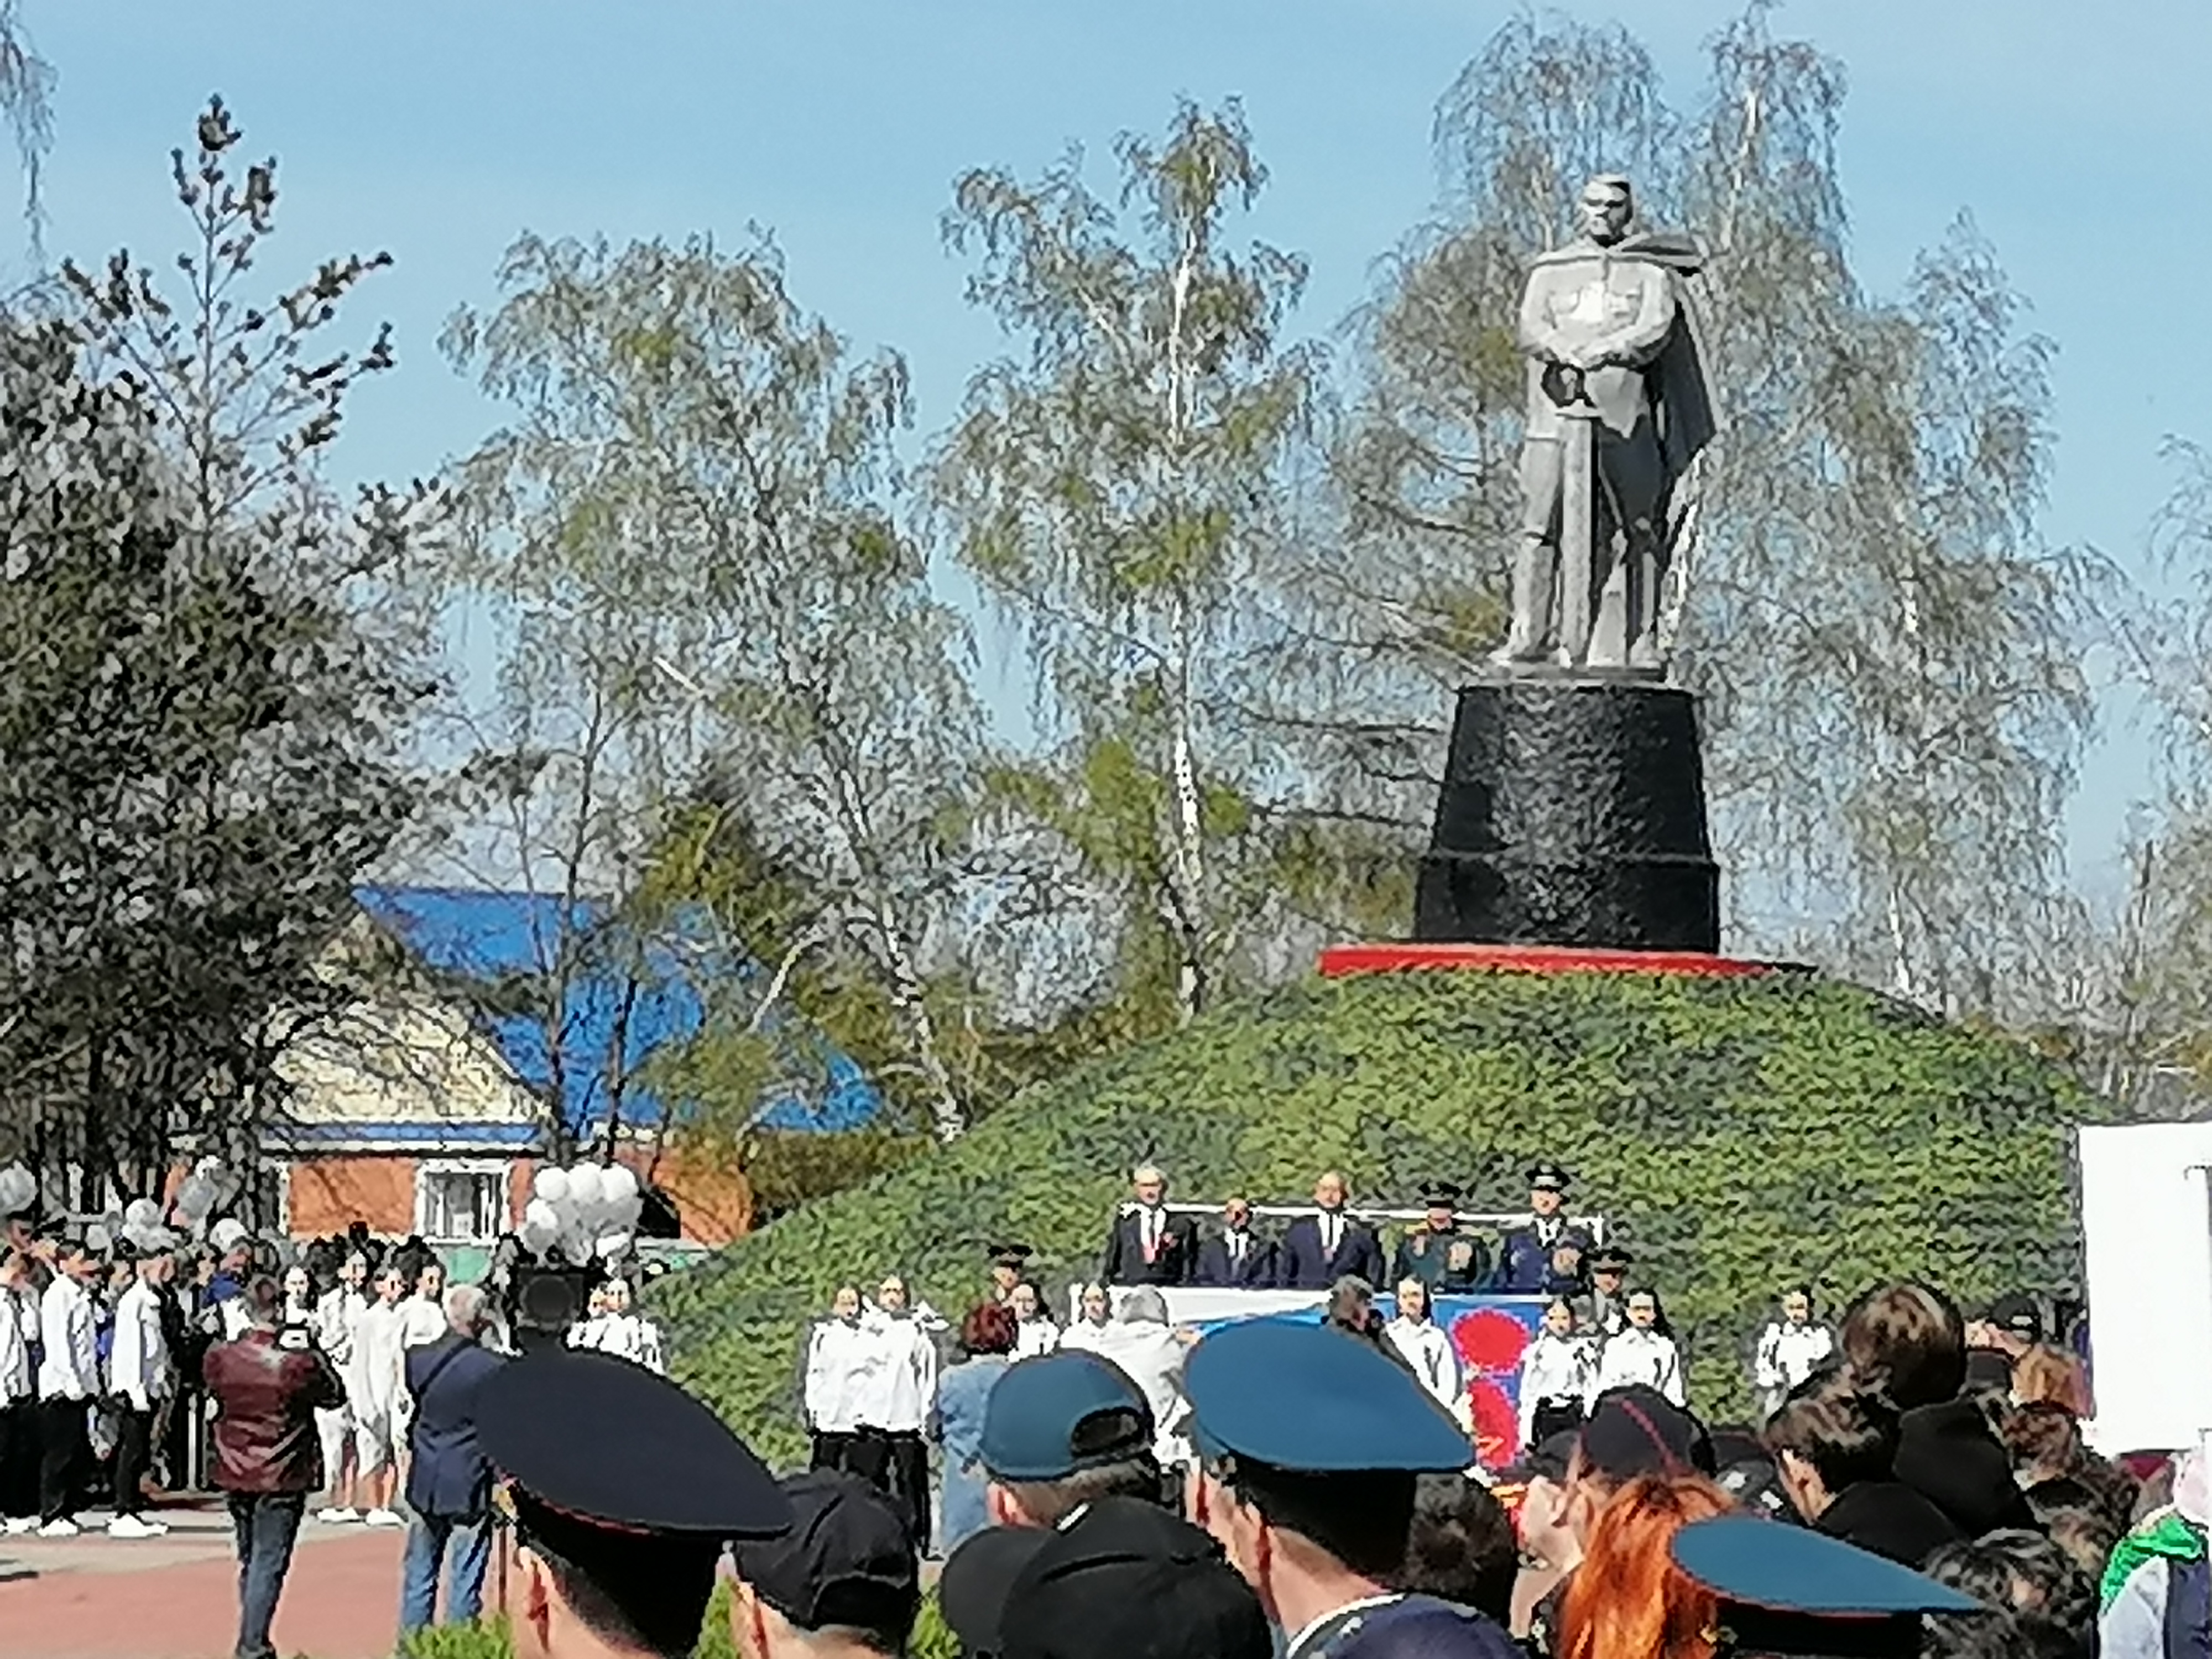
[399,1282,507,1635]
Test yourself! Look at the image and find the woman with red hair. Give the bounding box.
[1555,1473,1733,1659]
[2010,1343,2093,1418]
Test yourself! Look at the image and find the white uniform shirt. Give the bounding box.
[1517,1332,1597,1440]
[803,1318,880,1435]
[1384,1317,1463,1410]
[1754,1321,1834,1394]
[109,1279,170,1413]
[36,1275,98,1402]
[1013,1316,1060,1361]
[854,1313,936,1434]
[1593,1326,1686,1407]
[316,1287,368,1373]
[351,1299,410,1413]
[567,1312,665,1374]
[0,1285,30,1401]
[398,1295,447,1353]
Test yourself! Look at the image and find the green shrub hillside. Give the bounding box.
[660,968,2112,1462]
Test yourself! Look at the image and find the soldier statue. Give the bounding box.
[1493,174,1717,672]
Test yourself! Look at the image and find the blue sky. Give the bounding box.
[20,1,2203,895]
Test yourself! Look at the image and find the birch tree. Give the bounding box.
[1326,9,2100,1014]
[934,100,1329,1026]
[442,233,988,1140]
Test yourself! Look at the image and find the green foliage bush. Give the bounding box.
[386,1574,948,1659]
[662,969,2111,1461]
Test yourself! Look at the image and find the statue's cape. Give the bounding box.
[1531,231,1719,477]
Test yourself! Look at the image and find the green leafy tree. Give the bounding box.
[0,103,430,1204]
[935,101,1357,1030]
[442,233,990,1142]
[1327,10,2101,1015]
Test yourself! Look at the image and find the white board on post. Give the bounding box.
[2078,1121,2212,1455]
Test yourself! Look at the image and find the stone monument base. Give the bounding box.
[1412,677,1719,952]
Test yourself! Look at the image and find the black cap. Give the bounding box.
[1984,1293,2041,1342]
[1527,1161,1570,1192]
[1418,1181,1463,1208]
[1001,1498,1272,1659]
[729,1472,917,1636]
[989,1242,1034,1271]
[479,1348,791,1540]
[941,1527,1052,1659]
[1589,1245,1631,1272]
[1500,1428,1578,1486]
[1579,1385,1714,1482]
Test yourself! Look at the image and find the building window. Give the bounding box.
[419,1166,508,1242]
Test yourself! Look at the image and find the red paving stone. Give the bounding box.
[0,1504,411,1659]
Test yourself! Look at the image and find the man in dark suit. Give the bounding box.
[398,1284,507,1636]
[1193,1198,1278,1288]
[1276,1171,1386,1291]
[1099,1164,1199,1287]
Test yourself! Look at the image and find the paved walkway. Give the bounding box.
[0,1501,411,1659]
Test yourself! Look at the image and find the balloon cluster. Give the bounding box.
[0,1162,34,1217]
[168,1157,241,1240]
[521,1162,644,1267]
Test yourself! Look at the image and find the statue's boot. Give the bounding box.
[1626,635,1664,671]
[1492,539,1558,665]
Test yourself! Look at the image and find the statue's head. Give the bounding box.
[1578,174,1634,246]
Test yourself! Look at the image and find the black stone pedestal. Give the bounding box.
[1413,677,1719,952]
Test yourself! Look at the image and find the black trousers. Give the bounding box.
[0,1399,35,1520]
[112,1405,153,1519]
[1530,1399,1587,1447]
[852,1428,931,1556]
[38,1396,90,1524]
[810,1431,858,1473]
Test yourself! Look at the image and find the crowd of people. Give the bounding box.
[358,1261,2167,1659]
[0,1203,673,1657]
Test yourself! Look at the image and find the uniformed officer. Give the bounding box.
[1390,1182,1490,1296]
[1493,1164,1594,1293]
[478,1348,795,1659]
[1183,1320,1521,1659]
[1670,1513,1981,1658]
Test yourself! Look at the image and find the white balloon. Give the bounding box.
[600,1164,638,1206]
[124,1198,161,1228]
[594,1230,633,1259]
[532,1167,570,1207]
[612,1193,644,1230]
[565,1165,604,1209]
[210,1217,248,1252]
[85,1225,111,1254]
[560,1237,592,1267]
[174,1177,214,1221]
[519,1220,555,1255]
[523,1198,560,1235]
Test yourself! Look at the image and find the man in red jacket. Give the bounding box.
[204,1275,346,1659]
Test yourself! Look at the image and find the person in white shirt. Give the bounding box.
[854,1275,937,1556]
[603,1280,664,1374]
[35,1238,102,1536]
[313,1251,370,1522]
[1592,1288,1686,1407]
[348,1261,411,1528]
[1517,1296,1597,1448]
[802,1286,879,1473]
[398,1259,450,1352]
[1085,1286,1196,1472]
[106,1252,174,1538]
[1752,1286,1835,1421]
[1057,1283,1114,1355]
[566,1284,613,1352]
[0,1250,36,1533]
[1383,1277,1463,1413]
[1008,1281,1059,1359]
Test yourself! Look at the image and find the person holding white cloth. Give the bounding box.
[1382,1277,1463,1414]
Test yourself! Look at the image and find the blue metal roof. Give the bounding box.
[352,885,883,1136]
